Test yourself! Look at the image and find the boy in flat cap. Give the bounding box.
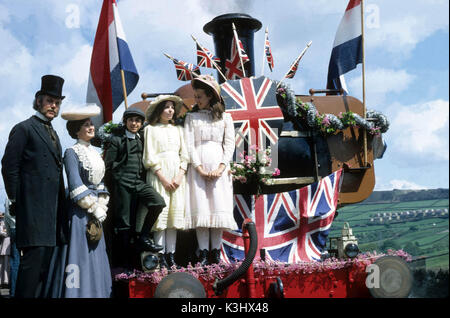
[1,74,68,298]
[104,107,166,269]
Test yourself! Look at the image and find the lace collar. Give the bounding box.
[71,141,105,185]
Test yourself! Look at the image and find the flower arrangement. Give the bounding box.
[114,249,412,284]
[97,121,123,144]
[276,81,389,137]
[230,145,280,196]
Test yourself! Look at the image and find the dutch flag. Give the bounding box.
[87,0,139,126]
[327,0,362,93]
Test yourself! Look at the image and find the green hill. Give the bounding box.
[330,189,449,270]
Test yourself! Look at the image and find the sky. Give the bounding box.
[0,0,448,204]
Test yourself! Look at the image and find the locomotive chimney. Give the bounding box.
[203,13,262,83]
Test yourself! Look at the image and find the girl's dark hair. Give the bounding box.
[192,80,225,120]
[148,100,177,126]
[66,118,90,139]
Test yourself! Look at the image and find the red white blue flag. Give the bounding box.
[327,0,362,93]
[172,58,201,81]
[196,43,220,69]
[285,58,300,79]
[87,0,139,126]
[264,30,274,72]
[225,36,250,80]
[221,169,343,263]
[220,76,284,150]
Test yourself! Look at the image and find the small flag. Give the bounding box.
[225,37,249,80]
[86,0,139,127]
[327,0,363,93]
[264,30,274,72]
[285,58,299,79]
[233,28,250,64]
[196,43,220,69]
[173,58,200,81]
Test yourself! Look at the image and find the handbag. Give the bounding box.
[86,214,102,244]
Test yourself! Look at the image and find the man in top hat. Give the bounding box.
[1,74,68,298]
[104,107,166,269]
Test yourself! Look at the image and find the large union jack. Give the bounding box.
[172,58,200,81]
[196,43,220,69]
[221,169,343,263]
[221,76,284,151]
[225,37,250,80]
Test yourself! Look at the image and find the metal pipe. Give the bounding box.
[212,218,258,296]
[243,219,257,298]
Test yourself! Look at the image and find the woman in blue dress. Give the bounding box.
[58,105,112,298]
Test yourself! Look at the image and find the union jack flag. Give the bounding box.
[221,169,343,263]
[264,31,274,72]
[196,43,220,69]
[225,37,250,80]
[172,58,200,81]
[285,58,299,79]
[221,76,284,152]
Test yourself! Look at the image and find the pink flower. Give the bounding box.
[321,115,331,127]
[272,168,281,176]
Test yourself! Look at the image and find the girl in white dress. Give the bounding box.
[143,95,188,268]
[184,75,236,265]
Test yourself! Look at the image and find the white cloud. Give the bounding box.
[375,179,429,190]
[388,99,449,160]
[59,44,92,87]
[365,0,449,56]
[348,68,416,106]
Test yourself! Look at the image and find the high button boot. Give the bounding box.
[197,249,209,267]
[165,253,181,269]
[210,249,221,264]
[158,253,169,269]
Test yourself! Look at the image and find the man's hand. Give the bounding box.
[8,201,16,217]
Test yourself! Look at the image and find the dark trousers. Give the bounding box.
[112,181,165,234]
[109,180,165,268]
[15,246,54,298]
[8,228,20,297]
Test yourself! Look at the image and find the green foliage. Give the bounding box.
[329,195,449,269]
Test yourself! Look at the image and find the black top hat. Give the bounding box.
[35,74,65,100]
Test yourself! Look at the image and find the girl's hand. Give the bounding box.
[208,163,226,179]
[172,171,184,190]
[196,165,210,180]
[156,169,176,192]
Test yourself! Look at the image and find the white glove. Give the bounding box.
[93,205,107,223]
[98,194,109,207]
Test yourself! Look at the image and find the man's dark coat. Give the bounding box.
[1,116,67,249]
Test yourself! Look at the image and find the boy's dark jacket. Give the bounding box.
[103,125,146,187]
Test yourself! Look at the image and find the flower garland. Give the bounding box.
[114,249,411,284]
[230,145,280,196]
[97,121,124,144]
[275,81,390,136]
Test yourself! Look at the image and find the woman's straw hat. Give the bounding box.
[61,104,101,121]
[146,95,184,120]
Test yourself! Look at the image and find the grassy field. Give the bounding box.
[329,199,449,270]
